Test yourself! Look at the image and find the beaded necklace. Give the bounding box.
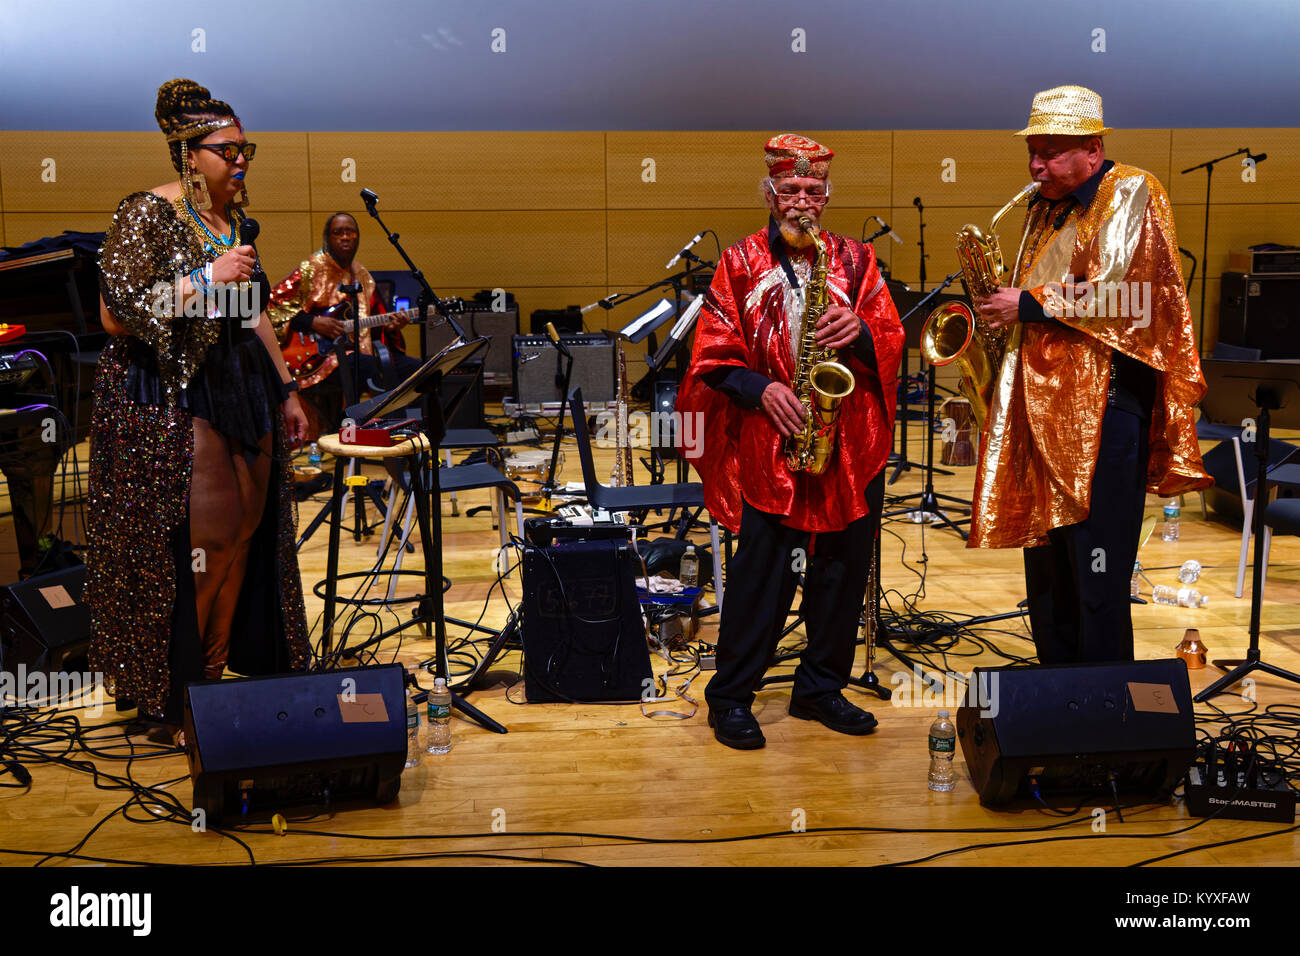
[173,196,240,258]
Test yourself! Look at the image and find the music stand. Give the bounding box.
[320,336,506,734]
[1194,359,1300,702]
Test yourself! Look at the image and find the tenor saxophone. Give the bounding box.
[919,182,1039,432]
[785,216,855,475]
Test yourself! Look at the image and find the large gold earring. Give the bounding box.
[181,141,212,212]
[231,182,250,210]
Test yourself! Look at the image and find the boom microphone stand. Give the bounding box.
[1180,147,1267,346]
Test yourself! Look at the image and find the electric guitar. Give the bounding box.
[282,301,455,389]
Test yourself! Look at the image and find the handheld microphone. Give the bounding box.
[665,231,705,269]
[240,217,260,246]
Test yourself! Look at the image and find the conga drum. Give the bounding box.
[939,397,975,466]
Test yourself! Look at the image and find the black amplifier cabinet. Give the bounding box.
[1218,272,1300,359]
[426,302,519,385]
[183,663,406,824]
[521,538,650,702]
[513,333,615,405]
[957,658,1195,807]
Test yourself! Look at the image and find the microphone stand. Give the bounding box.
[541,323,575,510]
[336,279,372,540]
[1180,147,1260,347]
[358,189,504,735]
[891,199,929,484]
[883,270,972,546]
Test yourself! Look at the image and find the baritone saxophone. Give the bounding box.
[919,182,1039,432]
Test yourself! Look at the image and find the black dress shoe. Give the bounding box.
[789,693,878,735]
[707,706,766,750]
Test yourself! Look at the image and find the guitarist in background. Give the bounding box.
[267,212,419,433]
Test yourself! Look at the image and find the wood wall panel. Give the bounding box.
[339,210,607,288]
[250,212,316,285]
[306,132,606,212]
[0,132,173,213]
[606,131,891,210]
[1169,129,1300,204]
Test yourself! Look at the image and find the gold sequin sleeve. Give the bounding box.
[266,260,312,345]
[98,192,196,342]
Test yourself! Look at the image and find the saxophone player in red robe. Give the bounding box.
[678,135,904,750]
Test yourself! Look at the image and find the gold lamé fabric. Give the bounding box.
[677,228,904,533]
[970,163,1212,549]
[89,192,309,718]
[267,250,377,348]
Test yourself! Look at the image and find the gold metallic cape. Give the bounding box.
[970,163,1211,550]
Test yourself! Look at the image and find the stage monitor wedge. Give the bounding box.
[956,658,1195,807]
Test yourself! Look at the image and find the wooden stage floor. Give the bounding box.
[2,419,1298,868]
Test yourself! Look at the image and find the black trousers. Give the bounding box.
[705,470,885,709]
[1023,403,1150,664]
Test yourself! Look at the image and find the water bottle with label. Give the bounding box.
[927,711,957,792]
[1161,501,1180,542]
[426,677,452,754]
[1130,560,1142,599]
[308,441,322,470]
[680,545,699,587]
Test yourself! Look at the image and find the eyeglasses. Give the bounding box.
[193,142,257,163]
[769,183,830,206]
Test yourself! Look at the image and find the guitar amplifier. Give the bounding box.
[513,333,616,405]
[1218,272,1300,359]
[1229,248,1300,275]
[426,303,518,385]
[521,538,650,702]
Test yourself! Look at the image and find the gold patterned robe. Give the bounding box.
[970,162,1212,549]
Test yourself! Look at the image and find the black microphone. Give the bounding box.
[240,217,260,246]
[913,196,923,209]
[1248,151,1268,164]
[360,188,379,210]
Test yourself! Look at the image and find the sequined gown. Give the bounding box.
[91,191,310,720]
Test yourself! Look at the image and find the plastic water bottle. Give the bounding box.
[1130,560,1142,599]
[404,670,421,768]
[1162,501,1180,542]
[1152,585,1209,608]
[928,710,957,792]
[680,545,699,587]
[308,441,322,469]
[426,677,452,754]
[1178,560,1202,584]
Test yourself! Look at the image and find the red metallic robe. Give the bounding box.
[678,228,903,534]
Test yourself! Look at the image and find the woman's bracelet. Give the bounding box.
[280,379,299,402]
